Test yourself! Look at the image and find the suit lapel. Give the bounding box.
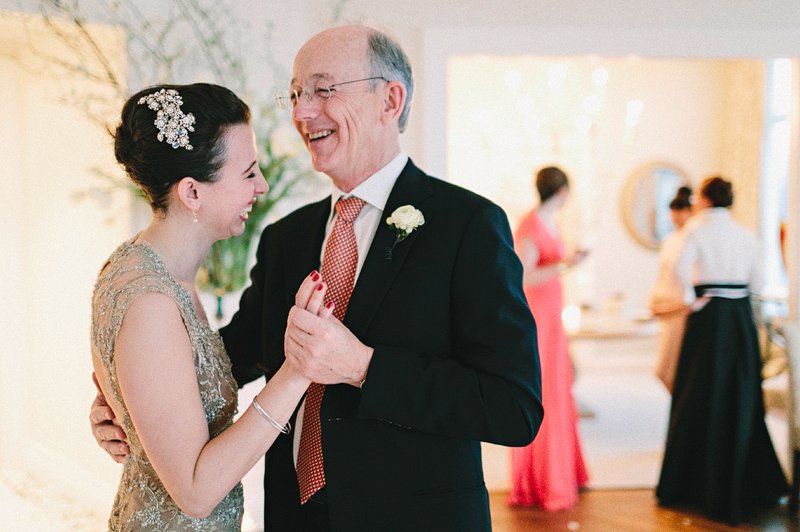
[344,160,433,337]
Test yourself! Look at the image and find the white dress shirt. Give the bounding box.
[674,207,763,304]
[292,151,409,465]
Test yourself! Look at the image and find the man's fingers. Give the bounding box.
[288,305,321,333]
[94,422,128,444]
[104,440,130,462]
[90,404,117,425]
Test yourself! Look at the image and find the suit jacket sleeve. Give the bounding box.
[356,202,543,447]
[220,228,272,386]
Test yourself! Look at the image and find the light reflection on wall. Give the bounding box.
[445,56,761,310]
[446,56,654,308]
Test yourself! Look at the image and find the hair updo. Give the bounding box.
[535,166,570,203]
[114,83,251,211]
[669,186,692,211]
[700,176,734,208]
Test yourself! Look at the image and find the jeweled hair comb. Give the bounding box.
[137,88,196,150]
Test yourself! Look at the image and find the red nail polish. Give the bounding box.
[317,283,324,291]
[325,301,334,309]
[311,272,320,282]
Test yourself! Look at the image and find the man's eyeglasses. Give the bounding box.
[275,76,388,110]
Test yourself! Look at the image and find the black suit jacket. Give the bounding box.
[221,159,542,532]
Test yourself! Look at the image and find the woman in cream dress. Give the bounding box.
[649,186,693,392]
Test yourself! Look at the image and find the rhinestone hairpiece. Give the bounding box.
[137,88,196,150]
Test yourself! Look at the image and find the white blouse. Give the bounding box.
[649,229,687,309]
[674,208,763,304]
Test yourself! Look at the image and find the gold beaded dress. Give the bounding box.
[91,238,243,531]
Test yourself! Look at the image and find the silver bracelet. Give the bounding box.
[251,396,291,434]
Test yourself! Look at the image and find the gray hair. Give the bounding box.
[366,29,414,133]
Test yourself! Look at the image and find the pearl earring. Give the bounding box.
[192,210,198,223]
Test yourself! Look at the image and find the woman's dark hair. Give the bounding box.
[114,83,251,211]
[535,166,569,203]
[700,176,734,208]
[669,186,692,210]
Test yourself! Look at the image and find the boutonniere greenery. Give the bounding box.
[385,205,425,261]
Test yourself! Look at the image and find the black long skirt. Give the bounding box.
[656,291,788,525]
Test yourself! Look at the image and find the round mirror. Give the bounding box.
[621,162,690,249]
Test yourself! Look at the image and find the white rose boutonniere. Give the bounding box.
[385,205,425,261]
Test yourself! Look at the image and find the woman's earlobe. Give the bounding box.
[176,176,202,212]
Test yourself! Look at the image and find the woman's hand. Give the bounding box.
[567,248,590,268]
[294,270,335,319]
[285,271,372,387]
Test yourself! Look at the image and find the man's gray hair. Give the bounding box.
[366,29,414,133]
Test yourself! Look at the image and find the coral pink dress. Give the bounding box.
[509,210,588,510]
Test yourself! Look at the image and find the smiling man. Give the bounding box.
[92,24,543,532]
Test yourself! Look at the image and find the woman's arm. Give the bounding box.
[518,236,586,287]
[109,275,328,518]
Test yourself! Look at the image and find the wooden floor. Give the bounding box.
[489,489,795,531]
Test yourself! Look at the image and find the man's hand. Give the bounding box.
[285,306,373,386]
[90,372,129,463]
[285,271,373,386]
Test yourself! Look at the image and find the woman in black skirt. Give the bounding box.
[656,176,788,525]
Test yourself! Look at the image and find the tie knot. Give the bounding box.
[335,196,366,223]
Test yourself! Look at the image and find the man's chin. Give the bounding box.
[309,156,334,176]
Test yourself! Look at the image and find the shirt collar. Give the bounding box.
[328,152,409,217]
[698,207,731,221]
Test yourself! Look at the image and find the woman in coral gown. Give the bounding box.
[509,166,589,510]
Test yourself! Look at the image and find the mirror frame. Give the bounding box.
[620,161,691,250]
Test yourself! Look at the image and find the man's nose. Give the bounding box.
[292,93,320,121]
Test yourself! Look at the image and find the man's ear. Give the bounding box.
[381,81,406,125]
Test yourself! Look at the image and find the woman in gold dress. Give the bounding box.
[91,83,331,530]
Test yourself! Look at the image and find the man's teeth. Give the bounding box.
[308,130,333,140]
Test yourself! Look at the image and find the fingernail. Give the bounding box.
[316,283,324,291]
[325,301,334,309]
[311,272,320,282]
[310,270,318,277]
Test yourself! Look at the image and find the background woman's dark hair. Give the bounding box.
[700,176,734,208]
[669,186,692,210]
[535,166,569,203]
[114,83,251,211]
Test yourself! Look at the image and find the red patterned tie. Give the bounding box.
[296,196,366,504]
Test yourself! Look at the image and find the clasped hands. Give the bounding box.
[89,270,373,463]
[285,270,373,387]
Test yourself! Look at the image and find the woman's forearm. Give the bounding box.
[168,364,308,518]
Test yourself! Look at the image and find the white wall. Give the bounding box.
[0,12,130,512]
[446,57,738,310]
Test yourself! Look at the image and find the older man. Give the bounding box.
[93,24,542,532]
